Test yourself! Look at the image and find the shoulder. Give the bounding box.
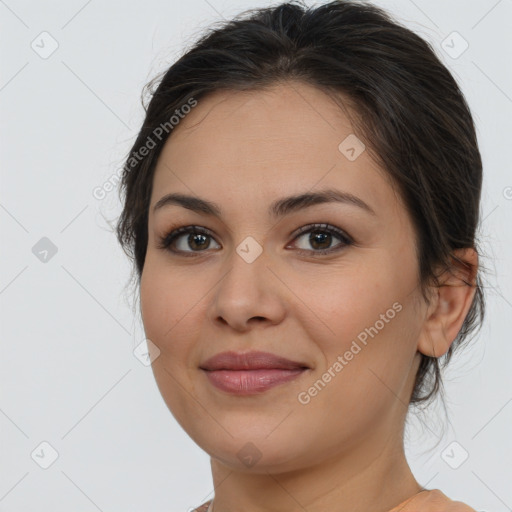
[423,489,477,511]
[191,499,212,512]
[389,489,476,512]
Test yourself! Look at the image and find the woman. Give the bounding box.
[116,1,484,510]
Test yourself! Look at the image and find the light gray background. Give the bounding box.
[1,0,511,511]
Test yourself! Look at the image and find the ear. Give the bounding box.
[417,248,478,358]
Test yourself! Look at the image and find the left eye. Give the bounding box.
[157,223,352,256]
[289,223,352,255]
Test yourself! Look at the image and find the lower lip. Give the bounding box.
[202,368,307,395]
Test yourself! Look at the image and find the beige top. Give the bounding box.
[193,489,477,512]
[388,489,476,512]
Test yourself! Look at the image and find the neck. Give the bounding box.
[208,421,422,512]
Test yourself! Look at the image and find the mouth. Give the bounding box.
[199,350,309,371]
[199,351,310,395]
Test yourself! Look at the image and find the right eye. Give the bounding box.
[157,225,221,256]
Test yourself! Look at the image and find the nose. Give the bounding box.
[207,248,287,332]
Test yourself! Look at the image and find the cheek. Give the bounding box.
[294,252,419,387]
[293,259,406,344]
[140,257,207,421]
[140,262,167,343]
[140,256,199,354]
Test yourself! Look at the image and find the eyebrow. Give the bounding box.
[153,187,376,218]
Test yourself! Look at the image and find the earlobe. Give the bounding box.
[417,248,478,358]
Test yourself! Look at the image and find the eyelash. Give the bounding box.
[156,223,353,258]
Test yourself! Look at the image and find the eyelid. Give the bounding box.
[289,222,352,243]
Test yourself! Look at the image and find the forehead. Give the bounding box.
[150,82,400,220]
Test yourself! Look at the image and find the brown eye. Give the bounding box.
[290,223,352,256]
[157,226,220,255]
[182,232,211,251]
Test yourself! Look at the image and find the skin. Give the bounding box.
[140,81,477,512]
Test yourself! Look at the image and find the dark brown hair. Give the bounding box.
[115,0,485,408]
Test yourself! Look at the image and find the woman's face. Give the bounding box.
[140,82,426,472]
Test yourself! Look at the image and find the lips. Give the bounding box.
[199,350,310,394]
[199,350,309,371]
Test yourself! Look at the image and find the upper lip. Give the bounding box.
[200,350,309,371]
